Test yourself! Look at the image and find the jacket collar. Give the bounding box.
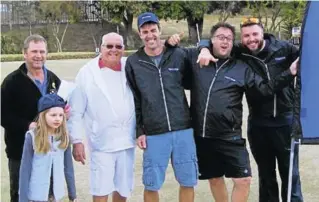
[18,63,58,94]
[136,45,174,68]
[263,33,280,52]
[88,56,128,117]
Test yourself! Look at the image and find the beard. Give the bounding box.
[249,39,264,55]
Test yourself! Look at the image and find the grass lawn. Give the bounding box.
[1,57,318,202]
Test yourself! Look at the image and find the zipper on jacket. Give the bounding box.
[139,60,172,131]
[242,53,277,117]
[202,59,229,137]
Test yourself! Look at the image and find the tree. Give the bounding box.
[247,1,283,34]
[155,1,209,44]
[280,1,306,39]
[209,1,246,22]
[37,1,80,52]
[88,1,153,48]
[247,0,306,39]
[10,1,39,35]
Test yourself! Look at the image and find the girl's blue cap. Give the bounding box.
[38,93,66,113]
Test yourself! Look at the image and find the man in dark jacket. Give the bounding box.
[125,12,197,202]
[197,18,302,202]
[1,34,76,202]
[168,22,297,202]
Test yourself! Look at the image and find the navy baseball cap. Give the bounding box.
[137,12,159,28]
[38,93,66,113]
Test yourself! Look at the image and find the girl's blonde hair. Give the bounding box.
[34,108,69,154]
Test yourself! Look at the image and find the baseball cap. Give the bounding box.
[137,12,159,28]
[38,93,66,113]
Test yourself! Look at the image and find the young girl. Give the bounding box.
[19,93,77,202]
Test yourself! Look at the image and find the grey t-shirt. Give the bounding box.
[149,52,163,68]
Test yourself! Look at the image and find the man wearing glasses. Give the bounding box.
[68,32,136,202]
[197,18,303,202]
[167,21,298,202]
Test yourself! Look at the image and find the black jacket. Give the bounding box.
[239,34,299,126]
[1,63,61,160]
[185,48,293,139]
[199,34,299,126]
[125,46,192,137]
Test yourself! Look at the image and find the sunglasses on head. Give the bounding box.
[240,17,261,27]
[102,44,123,50]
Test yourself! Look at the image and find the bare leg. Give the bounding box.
[179,186,194,202]
[93,195,108,202]
[144,190,159,202]
[231,177,251,202]
[208,177,228,202]
[113,191,127,202]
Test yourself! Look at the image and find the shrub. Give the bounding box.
[1,33,25,54]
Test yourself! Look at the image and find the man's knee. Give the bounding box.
[209,177,225,186]
[180,185,194,191]
[232,177,252,187]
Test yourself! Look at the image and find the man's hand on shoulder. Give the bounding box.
[29,122,37,130]
[167,32,184,47]
[197,48,218,66]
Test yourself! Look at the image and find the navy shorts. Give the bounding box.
[195,135,252,180]
[142,128,198,191]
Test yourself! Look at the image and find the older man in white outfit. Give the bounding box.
[68,33,136,202]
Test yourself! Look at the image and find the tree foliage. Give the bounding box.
[88,1,153,48]
[209,1,246,22]
[246,0,306,38]
[280,0,306,39]
[37,1,80,52]
[154,1,209,44]
[247,1,283,34]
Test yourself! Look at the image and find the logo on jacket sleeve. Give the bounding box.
[275,56,286,61]
[168,68,179,71]
[224,76,236,82]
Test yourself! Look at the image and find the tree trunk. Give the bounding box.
[186,16,204,45]
[29,23,32,35]
[89,23,98,49]
[59,22,69,52]
[123,11,134,48]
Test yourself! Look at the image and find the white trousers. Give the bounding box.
[90,148,135,197]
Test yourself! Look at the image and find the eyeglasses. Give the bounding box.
[214,35,233,42]
[240,17,261,27]
[102,44,123,50]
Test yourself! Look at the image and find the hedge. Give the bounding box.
[1,50,137,62]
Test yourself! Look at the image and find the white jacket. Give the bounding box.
[68,56,136,152]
